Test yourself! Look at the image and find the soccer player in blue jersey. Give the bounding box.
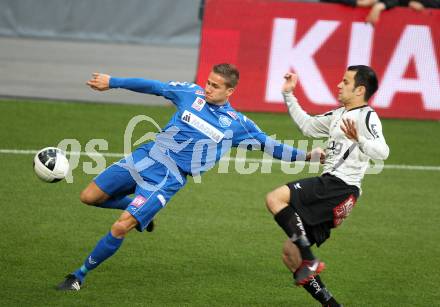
[57,63,324,291]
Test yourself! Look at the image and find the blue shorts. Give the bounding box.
[94,144,187,231]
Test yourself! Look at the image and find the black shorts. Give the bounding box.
[287,174,359,247]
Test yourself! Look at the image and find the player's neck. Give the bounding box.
[208,100,228,106]
[344,100,367,111]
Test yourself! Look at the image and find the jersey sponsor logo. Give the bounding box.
[370,124,379,138]
[227,110,238,120]
[333,194,356,227]
[157,194,166,207]
[191,97,206,111]
[131,195,147,208]
[218,115,232,128]
[181,110,225,143]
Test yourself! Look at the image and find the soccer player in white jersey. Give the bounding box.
[265,65,389,306]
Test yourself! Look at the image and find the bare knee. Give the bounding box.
[111,212,138,238]
[265,191,279,214]
[80,189,95,205]
[80,182,109,205]
[265,186,290,215]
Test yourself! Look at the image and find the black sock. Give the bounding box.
[274,207,315,260]
[294,274,338,305]
[323,297,341,307]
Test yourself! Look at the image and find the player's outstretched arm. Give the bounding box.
[282,73,331,138]
[86,73,110,91]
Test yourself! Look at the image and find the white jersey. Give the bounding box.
[283,92,389,189]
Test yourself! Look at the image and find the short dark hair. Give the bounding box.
[212,63,240,88]
[347,65,378,101]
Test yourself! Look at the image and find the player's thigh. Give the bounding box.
[93,159,136,199]
[266,185,291,214]
[126,163,187,232]
[80,181,111,204]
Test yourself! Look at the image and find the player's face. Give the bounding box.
[337,70,357,105]
[204,72,235,105]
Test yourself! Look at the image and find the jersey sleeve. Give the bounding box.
[357,111,390,160]
[283,92,332,138]
[109,77,199,107]
[233,115,307,161]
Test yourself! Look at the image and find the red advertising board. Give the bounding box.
[196,0,440,120]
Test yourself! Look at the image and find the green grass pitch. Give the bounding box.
[0,99,439,306]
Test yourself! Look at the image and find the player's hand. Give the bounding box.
[409,0,425,10]
[341,118,359,142]
[366,2,385,25]
[356,0,377,7]
[306,147,326,164]
[282,73,298,93]
[86,73,111,91]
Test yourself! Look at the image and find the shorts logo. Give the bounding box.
[191,97,206,111]
[157,194,166,207]
[181,110,224,143]
[333,194,356,227]
[293,183,302,190]
[227,111,238,120]
[219,115,232,128]
[131,195,147,208]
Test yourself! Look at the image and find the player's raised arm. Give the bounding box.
[282,73,332,138]
[87,73,196,106]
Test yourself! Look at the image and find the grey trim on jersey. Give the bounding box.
[332,142,357,171]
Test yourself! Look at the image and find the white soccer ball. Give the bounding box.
[33,147,69,183]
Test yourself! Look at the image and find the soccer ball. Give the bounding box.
[33,147,69,183]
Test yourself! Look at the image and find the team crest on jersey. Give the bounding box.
[218,115,232,128]
[191,97,206,111]
[226,111,238,120]
[195,90,205,96]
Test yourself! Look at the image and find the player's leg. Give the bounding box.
[79,162,156,231]
[282,240,342,307]
[80,160,136,210]
[57,211,138,291]
[79,162,155,231]
[265,185,324,285]
[57,161,186,291]
[80,181,134,210]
